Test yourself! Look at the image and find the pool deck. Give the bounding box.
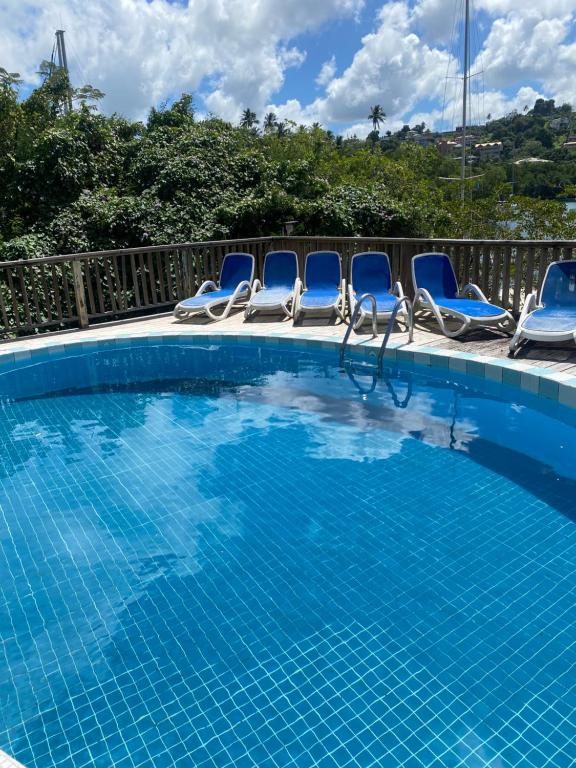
[3,308,576,407]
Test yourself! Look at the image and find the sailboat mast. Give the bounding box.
[460,0,470,201]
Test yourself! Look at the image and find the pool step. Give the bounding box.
[0,751,27,768]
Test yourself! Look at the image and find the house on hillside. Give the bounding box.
[403,130,436,148]
[436,139,460,156]
[550,116,571,131]
[474,141,503,161]
[563,136,576,150]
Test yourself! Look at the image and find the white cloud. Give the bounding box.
[0,0,363,121]
[307,2,456,128]
[1,0,575,133]
[475,10,576,106]
[411,0,460,44]
[316,55,337,87]
[476,0,576,15]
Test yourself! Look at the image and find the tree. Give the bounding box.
[366,130,380,150]
[533,98,555,116]
[240,108,258,129]
[276,121,290,138]
[0,67,22,89]
[263,112,277,132]
[147,94,195,130]
[368,105,386,131]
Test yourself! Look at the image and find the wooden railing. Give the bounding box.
[0,238,271,339]
[1,235,576,339]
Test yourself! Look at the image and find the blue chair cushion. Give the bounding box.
[220,253,254,290]
[541,261,576,309]
[523,308,576,332]
[178,288,238,308]
[414,253,458,299]
[264,251,298,289]
[300,288,341,309]
[305,251,341,290]
[352,252,392,296]
[250,286,293,307]
[435,298,506,318]
[353,291,397,314]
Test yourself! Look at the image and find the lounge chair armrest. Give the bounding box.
[347,283,356,308]
[414,287,434,307]
[392,281,404,298]
[236,280,252,293]
[518,291,538,325]
[292,278,303,321]
[460,283,488,302]
[196,280,217,296]
[251,279,262,295]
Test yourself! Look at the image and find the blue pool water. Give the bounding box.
[0,341,575,768]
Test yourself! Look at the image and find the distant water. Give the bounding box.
[566,200,576,211]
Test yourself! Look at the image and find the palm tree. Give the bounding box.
[240,108,258,129]
[276,121,290,138]
[368,105,386,131]
[263,112,277,132]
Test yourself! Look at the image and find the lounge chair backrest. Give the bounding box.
[219,253,255,290]
[351,252,392,295]
[540,260,576,308]
[305,251,341,290]
[413,253,458,299]
[263,251,298,288]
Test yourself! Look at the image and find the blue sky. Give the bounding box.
[2,0,576,136]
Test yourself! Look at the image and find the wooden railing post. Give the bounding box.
[71,260,89,329]
[183,247,196,297]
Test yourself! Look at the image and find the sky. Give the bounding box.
[1,0,576,136]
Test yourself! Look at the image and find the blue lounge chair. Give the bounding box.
[173,252,254,321]
[348,251,406,329]
[244,250,298,319]
[293,251,345,323]
[510,260,576,354]
[412,252,515,338]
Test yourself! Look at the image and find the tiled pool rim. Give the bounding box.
[0,750,26,768]
[2,328,576,409]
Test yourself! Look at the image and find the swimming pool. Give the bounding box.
[0,339,575,768]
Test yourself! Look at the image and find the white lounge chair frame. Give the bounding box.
[245,281,295,318]
[412,254,515,338]
[173,254,254,321]
[244,252,298,320]
[509,260,576,353]
[292,252,346,324]
[347,253,406,330]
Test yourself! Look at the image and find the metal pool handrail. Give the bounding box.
[339,293,378,365]
[377,296,413,372]
[377,296,413,371]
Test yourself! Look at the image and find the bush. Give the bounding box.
[0,233,55,260]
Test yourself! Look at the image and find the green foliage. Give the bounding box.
[0,233,55,261]
[147,94,195,130]
[1,77,576,257]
